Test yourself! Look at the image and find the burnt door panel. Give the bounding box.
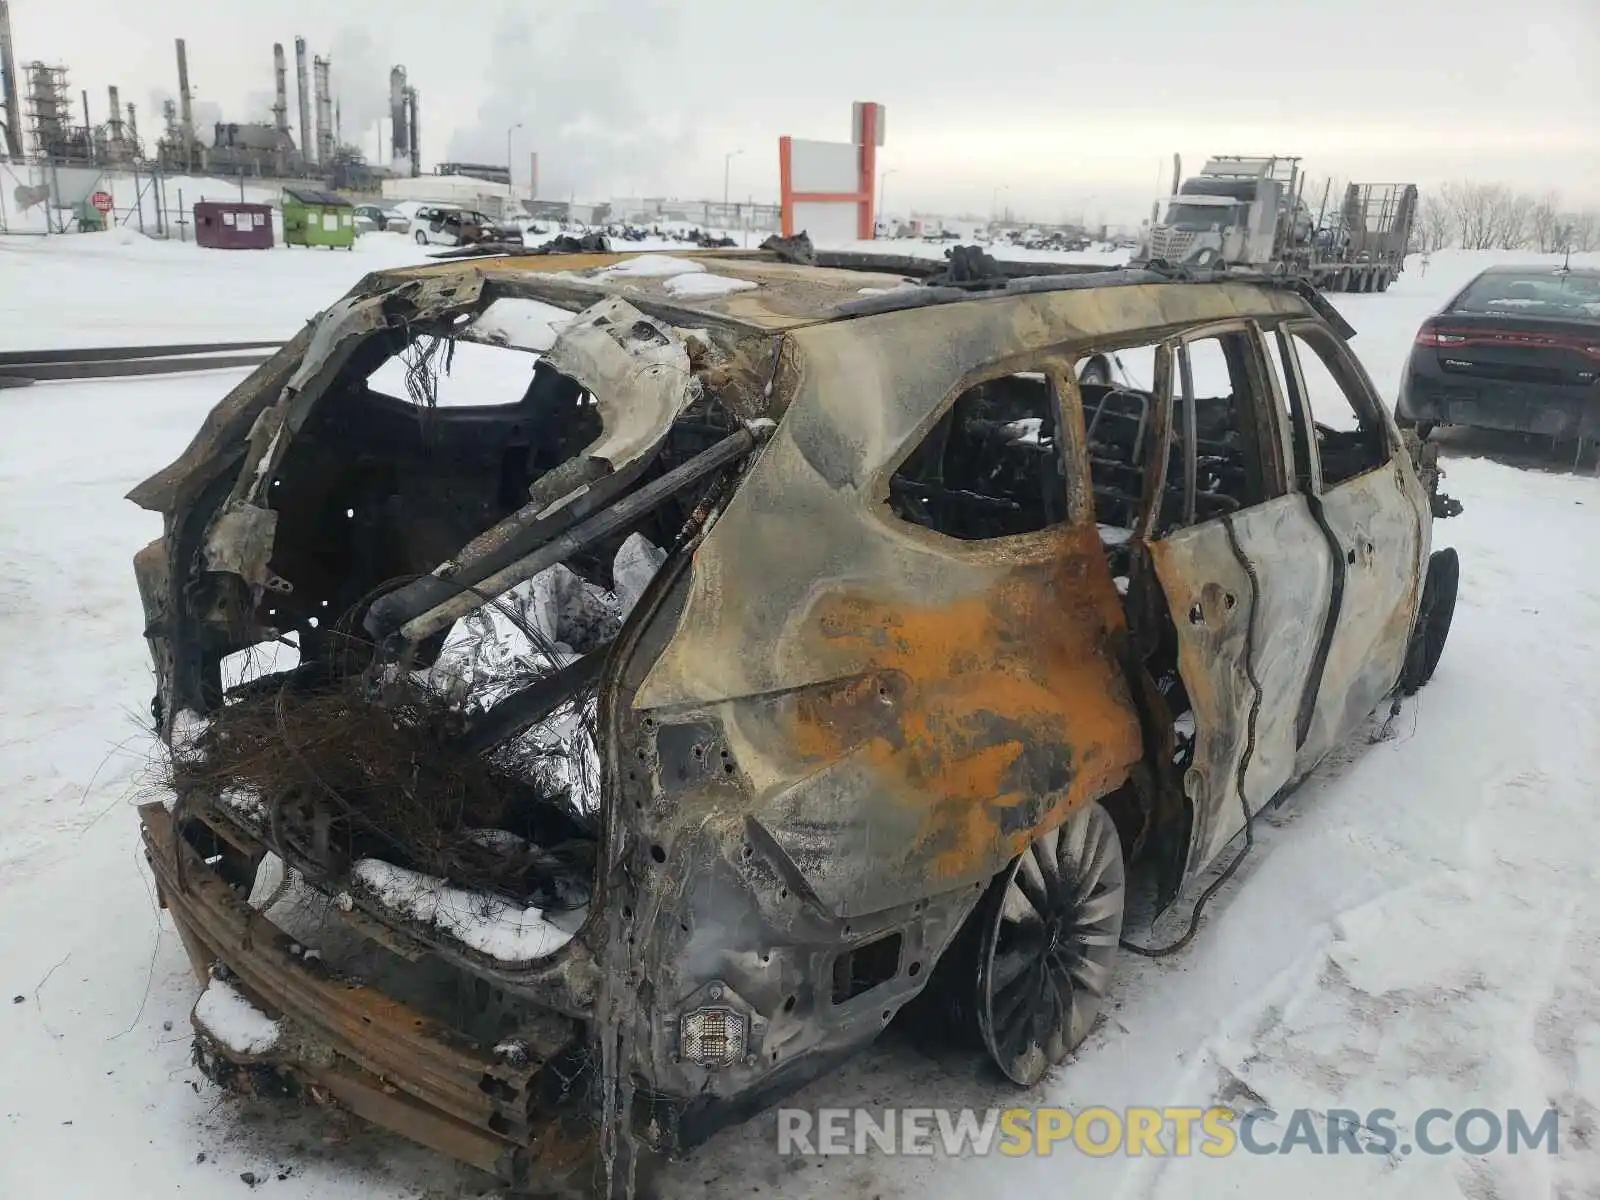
[1280,326,1427,771]
[1300,463,1424,763]
[1150,493,1334,879]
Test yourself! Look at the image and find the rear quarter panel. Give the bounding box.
[632,296,1152,918]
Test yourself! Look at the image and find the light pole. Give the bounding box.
[878,168,897,236]
[723,148,744,218]
[506,122,523,186]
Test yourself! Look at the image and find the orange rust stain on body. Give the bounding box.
[788,522,1143,884]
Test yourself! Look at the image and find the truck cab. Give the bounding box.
[1142,156,1309,272]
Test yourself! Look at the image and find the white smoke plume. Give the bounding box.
[242,90,278,125]
[326,27,393,150]
[146,88,223,147]
[444,1,694,200]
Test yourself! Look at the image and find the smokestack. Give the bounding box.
[294,37,310,161]
[312,55,333,164]
[175,38,194,169]
[389,66,407,163]
[0,0,21,158]
[125,102,138,153]
[272,43,289,136]
[406,86,419,177]
[107,86,123,141]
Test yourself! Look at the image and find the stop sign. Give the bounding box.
[90,191,113,214]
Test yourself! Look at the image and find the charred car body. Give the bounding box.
[412,204,523,247]
[132,245,1460,1194]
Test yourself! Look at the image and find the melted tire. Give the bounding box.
[1402,547,1458,694]
[975,802,1125,1086]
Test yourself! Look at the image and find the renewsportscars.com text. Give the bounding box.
[776,1105,1560,1158]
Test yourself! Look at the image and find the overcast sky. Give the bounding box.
[10,0,1598,221]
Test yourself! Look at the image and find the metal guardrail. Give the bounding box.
[0,340,285,389]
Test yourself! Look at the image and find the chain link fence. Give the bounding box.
[0,160,280,242]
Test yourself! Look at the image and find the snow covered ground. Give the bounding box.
[2,235,1598,1199]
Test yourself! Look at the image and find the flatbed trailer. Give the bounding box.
[1305,182,1419,293]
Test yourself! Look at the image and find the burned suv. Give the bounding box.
[131,245,1460,1195]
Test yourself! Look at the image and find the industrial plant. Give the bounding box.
[0,1,422,188]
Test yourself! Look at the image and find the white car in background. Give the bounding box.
[411,205,523,247]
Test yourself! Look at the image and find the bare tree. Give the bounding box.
[1424,181,1595,254]
[1529,193,1564,252]
[1440,181,1490,249]
[1567,211,1600,253]
[1439,182,1538,250]
[1488,188,1535,250]
[1417,194,1452,252]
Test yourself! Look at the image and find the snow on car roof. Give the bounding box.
[392,251,919,329]
[386,250,1322,334]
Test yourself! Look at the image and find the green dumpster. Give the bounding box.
[282,186,356,249]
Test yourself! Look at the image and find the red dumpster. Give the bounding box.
[194,202,275,250]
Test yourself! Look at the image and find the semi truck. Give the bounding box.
[1135,155,1419,293]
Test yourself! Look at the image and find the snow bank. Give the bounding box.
[664,272,758,298]
[350,859,576,962]
[192,976,282,1057]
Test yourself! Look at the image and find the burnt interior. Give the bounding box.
[885,354,1262,558]
[888,373,1066,540]
[259,329,736,664]
[884,338,1276,801]
[177,319,746,921]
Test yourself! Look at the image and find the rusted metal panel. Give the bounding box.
[1298,457,1426,770]
[632,292,1149,915]
[1149,494,1334,877]
[139,802,596,1183]
[298,1060,521,1179]
[739,523,1144,915]
[140,804,514,1130]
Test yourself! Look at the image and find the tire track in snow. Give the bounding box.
[1126,594,1600,1200]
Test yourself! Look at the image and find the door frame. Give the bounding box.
[1262,319,1429,770]
[1129,319,1341,880]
